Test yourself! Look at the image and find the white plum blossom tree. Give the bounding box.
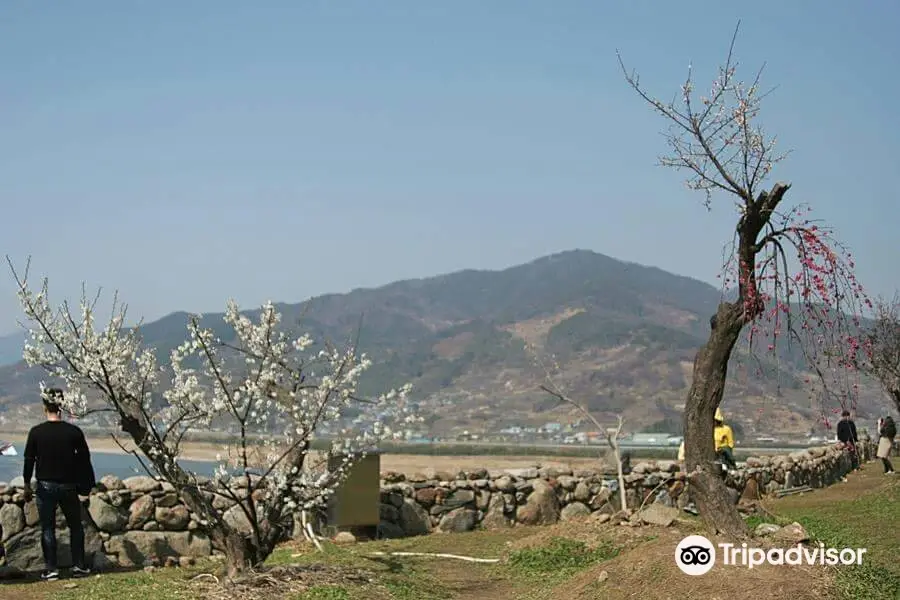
[9,258,416,577]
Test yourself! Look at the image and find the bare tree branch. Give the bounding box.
[858,294,900,415]
[528,345,628,512]
[619,23,867,537]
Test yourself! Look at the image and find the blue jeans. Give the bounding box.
[35,481,85,570]
[716,447,737,469]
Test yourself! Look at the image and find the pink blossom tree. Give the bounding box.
[618,24,868,536]
[8,257,416,577]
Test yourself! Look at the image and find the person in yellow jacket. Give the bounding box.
[714,407,737,469]
[676,408,737,469]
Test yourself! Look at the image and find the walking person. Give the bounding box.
[836,410,860,472]
[22,388,95,581]
[877,415,896,475]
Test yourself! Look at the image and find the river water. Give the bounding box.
[0,451,215,484]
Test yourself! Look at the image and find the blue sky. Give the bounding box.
[1,1,897,334]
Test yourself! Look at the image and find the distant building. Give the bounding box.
[621,433,673,446]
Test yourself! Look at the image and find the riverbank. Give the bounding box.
[0,430,824,474]
[2,434,223,462]
[0,434,606,473]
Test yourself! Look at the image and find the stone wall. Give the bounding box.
[0,443,862,571]
[0,475,212,573]
[375,443,861,537]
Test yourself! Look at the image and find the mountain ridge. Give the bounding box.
[0,249,886,436]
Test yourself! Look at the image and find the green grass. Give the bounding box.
[507,537,619,579]
[45,567,204,600]
[270,529,621,600]
[774,477,900,600]
[294,586,352,600]
[267,541,455,600]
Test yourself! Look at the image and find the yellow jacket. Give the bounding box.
[714,424,734,451]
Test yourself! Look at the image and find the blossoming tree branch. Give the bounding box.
[859,294,900,415]
[617,23,868,537]
[7,257,416,576]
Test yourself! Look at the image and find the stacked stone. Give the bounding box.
[0,443,864,568]
[376,443,858,537]
[376,463,678,537]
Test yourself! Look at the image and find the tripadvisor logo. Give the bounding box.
[675,535,867,575]
[676,535,716,575]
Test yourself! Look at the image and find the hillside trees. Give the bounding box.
[618,24,868,536]
[859,295,900,414]
[8,257,416,577]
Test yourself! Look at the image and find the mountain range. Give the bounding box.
[0,250,889,436]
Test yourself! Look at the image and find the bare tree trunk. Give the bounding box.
[607,417,628,512]
[614,447,627,512]
[222,530,258,578]
[683,301,748,538]
[117,412,263,575]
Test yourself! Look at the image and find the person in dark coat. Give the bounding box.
[836,410,860,471]
[23,389,95,581]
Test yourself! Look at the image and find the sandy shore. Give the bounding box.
[1,434,603,475]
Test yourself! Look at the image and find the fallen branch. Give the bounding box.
[539,382,628,512]
[773,485,813,498]
[636,475,673,513]
[300,509,324,552]
[367,551,500,564]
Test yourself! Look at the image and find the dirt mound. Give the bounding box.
[552,528,834,600]
[506,515,655,554]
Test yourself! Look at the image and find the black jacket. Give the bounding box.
[23,420,95,493]
[836,419,858,444]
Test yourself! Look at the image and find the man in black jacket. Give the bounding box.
[23,389,93,581]
[836,410,860,471]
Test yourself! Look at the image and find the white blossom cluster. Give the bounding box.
[14,275,418,539]
[183,300,419,518]
[18,284,160,418]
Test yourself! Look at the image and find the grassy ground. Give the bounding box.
[1,461,896,600]
[760,463,900,599]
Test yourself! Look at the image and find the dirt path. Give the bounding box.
[422,560,514,599]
